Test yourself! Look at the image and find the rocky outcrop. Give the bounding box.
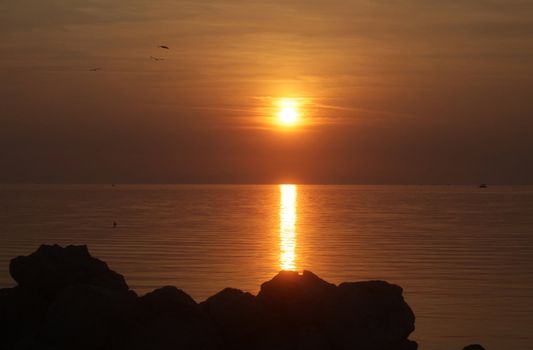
[0,244,479,350]
[257,270,336,324]
[254,271,416,350]
[126,286,220,350]
[463,345,486,350]
[328,281,417,350]
[201,288,267,350]
[0,286,49,348]
[44,284,136,350]
[10,244,128,299]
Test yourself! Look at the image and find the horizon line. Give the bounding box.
[1,182,531,186]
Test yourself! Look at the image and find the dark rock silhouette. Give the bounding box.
[0,244,479,350]
[125,286,220,350]
[463,345,486,350]
[44,284,136,350]
[201,288,270,349]
[257,270,336,323]
[10,244,128,298]
[0,286,49,348]
[328,281,417,350]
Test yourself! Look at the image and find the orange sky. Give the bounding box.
[1,0,533,183]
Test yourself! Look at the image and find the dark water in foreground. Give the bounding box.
[1,185,533,349]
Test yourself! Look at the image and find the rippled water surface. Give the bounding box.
[1,185,533,350]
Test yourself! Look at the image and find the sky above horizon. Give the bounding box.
[1,0,533,184]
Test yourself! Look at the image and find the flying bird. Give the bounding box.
[89,67,102,71]
[159,45,170,49]
[150,56,164,61]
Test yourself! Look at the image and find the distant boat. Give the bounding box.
[479,184,488,188]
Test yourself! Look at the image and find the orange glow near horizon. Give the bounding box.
[279,184,297,270]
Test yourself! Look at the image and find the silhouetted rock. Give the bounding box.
[0,245,430,350]
[255,270,337,348]
[201,288,268,349]
[463,345,486,350]
[255,271,417,350]
[328,281,417,350]
[44,284,136,350]
[137,285,198,315]
[0,286,49,348]
[10,245,128,298]
[258,270,336,323]
[124,286,221,350]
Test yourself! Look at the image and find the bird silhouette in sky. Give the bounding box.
[159,45,169,49]
[150,56,164,61]
[89,67,102,71]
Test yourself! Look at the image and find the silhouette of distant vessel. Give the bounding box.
[479,184,488,188]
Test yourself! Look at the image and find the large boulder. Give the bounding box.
[327,281,417,350]
[201,288,268,350]
[257,270,336,324]
[255,270,338,349]
[10,245,128,299]
[0,286,50,348]
[124,286,221,350]
[43,284,137,350]
[137,285,198,316]
[255,271,417,350]
[463,345,486,350]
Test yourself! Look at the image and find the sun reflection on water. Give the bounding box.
[279,184,297,270]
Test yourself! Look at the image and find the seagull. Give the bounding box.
[159,45,170,49]
[89,67,102,71]
[150,56,164,61]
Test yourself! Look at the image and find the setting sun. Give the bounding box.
[277,99,300,126]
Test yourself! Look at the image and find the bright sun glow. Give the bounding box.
[277,99,300,126]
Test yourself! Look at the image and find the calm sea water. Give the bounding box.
[1,185,532,350]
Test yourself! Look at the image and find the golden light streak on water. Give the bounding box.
[279,184,297,270]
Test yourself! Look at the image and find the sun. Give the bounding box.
[277,99,300,126]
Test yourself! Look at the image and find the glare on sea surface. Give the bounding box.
[279,184,297,270]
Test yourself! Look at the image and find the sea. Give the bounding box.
[1,184,532,350]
